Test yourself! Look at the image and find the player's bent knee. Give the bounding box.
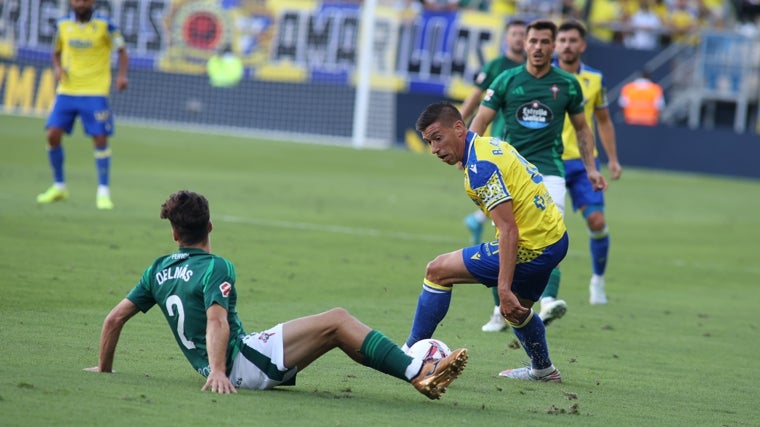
[588,218,607,237]
[585,210,606,232]
[47,129,64,146]
[325,307,351,320]
[424,252,463,287]
[93,135,108,147]
[315,308,354,338]
[424,257,448,285]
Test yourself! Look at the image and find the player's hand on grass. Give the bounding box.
[201,371,237,394]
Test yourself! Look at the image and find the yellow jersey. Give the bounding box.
[463,131,566,250]
[53,13,125,96]
[557,62,608,160]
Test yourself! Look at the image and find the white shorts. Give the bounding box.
[228,324,298,390]
[543,175,566,217]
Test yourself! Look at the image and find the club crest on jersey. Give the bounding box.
[220,281,232,297]
[516,100,553,129]
[474,171,509,210]
[551,84,560,99]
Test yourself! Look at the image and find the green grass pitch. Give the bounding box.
[1,114,758,426]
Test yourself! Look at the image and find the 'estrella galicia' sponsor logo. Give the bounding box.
[516,100,553,129]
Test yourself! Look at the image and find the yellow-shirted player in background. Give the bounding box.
[553,20,622,305]
[37,0,128,210]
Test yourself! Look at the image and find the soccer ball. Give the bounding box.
[407,338,451,361]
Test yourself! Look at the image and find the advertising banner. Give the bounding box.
[1,0,508,113]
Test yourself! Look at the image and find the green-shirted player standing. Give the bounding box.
[459,19,527,333]
[85,190,468,400]
[470,19,606,328]
[460,19,527,136]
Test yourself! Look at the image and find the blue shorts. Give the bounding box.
[565,158,604,212]
[461,232,569,302]
[46,94,114,136]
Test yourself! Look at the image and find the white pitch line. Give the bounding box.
[217,216,760,275]
[218,215,464,244]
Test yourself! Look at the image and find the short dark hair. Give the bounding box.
[558,20,587,39]
[506,19,527,31]
[416,102,463,133]
[526,19,557,40]
[160,190,210,245]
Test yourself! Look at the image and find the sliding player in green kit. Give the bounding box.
[85,190,468,400]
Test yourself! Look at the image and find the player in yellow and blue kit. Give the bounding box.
[470,20,607,327]
[37,0,129,210]
[403,102,575,382]
[458,22,527,330]
[554,20,622,305]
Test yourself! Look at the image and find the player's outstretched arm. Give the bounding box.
[460,87,485,124]
[201,303,236,394]
[490,202,529,324]
[570,112,607,191]
[115,47,129,91]
[594,108,622,180]
[84,299,140,373]
[52,51,65,82]
[469,105,497,136]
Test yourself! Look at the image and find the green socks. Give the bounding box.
[360,330,415,381]
[540,268,561,300]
